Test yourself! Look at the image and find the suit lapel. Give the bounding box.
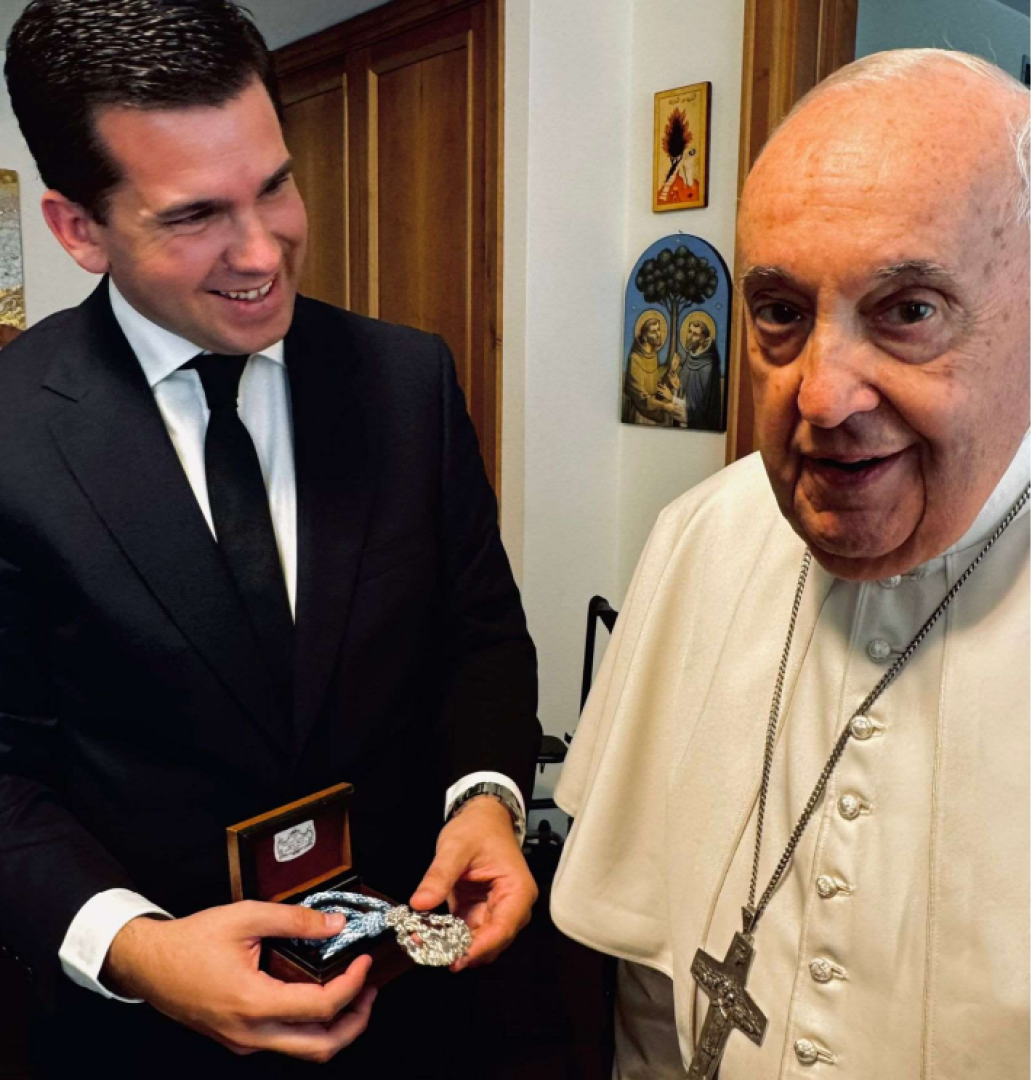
[288,301,376,757]
[43,282,289,753]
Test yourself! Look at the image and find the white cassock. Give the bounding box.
[552,435,1030,1079]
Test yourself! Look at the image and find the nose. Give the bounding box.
[225,211,280,277]
[796,320,880,429]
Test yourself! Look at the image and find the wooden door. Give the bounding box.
[725,0,858,463]
[283,86,347,309]
[276,0,502,489]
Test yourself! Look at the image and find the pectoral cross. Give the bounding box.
[687,919,767,1079]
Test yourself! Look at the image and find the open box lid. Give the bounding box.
[227,782,354,903]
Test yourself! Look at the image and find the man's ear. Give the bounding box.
[41,190,111,275]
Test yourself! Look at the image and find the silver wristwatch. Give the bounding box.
[447,782,527,845]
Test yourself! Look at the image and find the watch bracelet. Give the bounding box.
[448,782,526,842]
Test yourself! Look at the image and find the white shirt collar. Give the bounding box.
[107,277,285,388]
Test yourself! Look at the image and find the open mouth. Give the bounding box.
[805,448,907,486]
[818,456,884,473]
[212,278,276,303]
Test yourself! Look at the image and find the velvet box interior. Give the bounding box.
[226,781,413,987]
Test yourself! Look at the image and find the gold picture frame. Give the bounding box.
[0,169,26,332]
[653,82,711,212]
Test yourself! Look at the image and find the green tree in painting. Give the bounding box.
[635,245,718,366]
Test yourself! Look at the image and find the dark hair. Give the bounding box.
[4,0,281,222]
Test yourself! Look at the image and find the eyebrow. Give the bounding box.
[738,265,795,292]
[738,259,958,292]
[873,260,957,285]
[154,158,294,223]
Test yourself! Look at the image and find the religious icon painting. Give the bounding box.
[621,234,731,432]
[0,170,26,343]
[653,82,710,212]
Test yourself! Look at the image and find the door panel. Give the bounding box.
[374,43,471,389]
[282,86,347,309]
[276,0,501,489]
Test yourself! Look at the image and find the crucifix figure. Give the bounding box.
[687,928,767,1079]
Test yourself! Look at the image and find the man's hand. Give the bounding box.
[103,901,376,1062]
[409,796,538,972]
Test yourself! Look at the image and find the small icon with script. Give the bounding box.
[274,820,316,863]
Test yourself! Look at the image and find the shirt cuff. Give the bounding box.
[59,889,173,1002]
[444,771,526,837]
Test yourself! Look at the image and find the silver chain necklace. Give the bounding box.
[686,483,1031,1080]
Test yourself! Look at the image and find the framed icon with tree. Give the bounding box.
[653,82,711,212]
[622,234,731,431]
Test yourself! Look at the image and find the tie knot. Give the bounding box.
[186,353,250,410]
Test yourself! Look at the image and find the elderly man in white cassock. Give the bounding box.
[552,48,1030,1080]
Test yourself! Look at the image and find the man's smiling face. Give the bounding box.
[88,77,307,355]
[738,71,1030,580]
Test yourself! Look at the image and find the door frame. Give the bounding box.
[725,0,858,463]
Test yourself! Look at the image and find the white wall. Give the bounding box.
[0,50,96,325]
[245,0,387,49]
[856,0,1030,80]
[617,0,745,591]
[502,0,746,813]
[503,0,631,754]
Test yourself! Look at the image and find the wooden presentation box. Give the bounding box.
[227,782,414,988]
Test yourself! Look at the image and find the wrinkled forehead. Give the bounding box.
[739,77,1019,253]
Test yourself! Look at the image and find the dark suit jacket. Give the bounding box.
[0,282,539,1060]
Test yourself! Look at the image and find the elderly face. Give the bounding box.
[738,72,1029,580]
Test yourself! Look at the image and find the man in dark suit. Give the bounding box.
[0,1,539,1074]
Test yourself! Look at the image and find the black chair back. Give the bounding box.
[577,595,618,717]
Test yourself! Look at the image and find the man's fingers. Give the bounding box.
[323,982,377,1044]
[259,954,372,1024]
[454,918,513,970]
[451,887,536,971]
[410,846,468,910]
[238,985,378,1063]
[232,899,346,942]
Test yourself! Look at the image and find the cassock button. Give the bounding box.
[849,715,884,741]
[815,875,851,899]
[795,1038,836,1066]
[809,957,847,983]
[838,793,873,820]
[866,638,893,662]
[878,575,902,589]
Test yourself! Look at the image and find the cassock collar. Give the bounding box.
[107,277,285,388]
[930,428,1030,565]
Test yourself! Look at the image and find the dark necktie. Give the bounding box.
[186,353,294,712]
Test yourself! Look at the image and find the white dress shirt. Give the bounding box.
[59,280,523,1000]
